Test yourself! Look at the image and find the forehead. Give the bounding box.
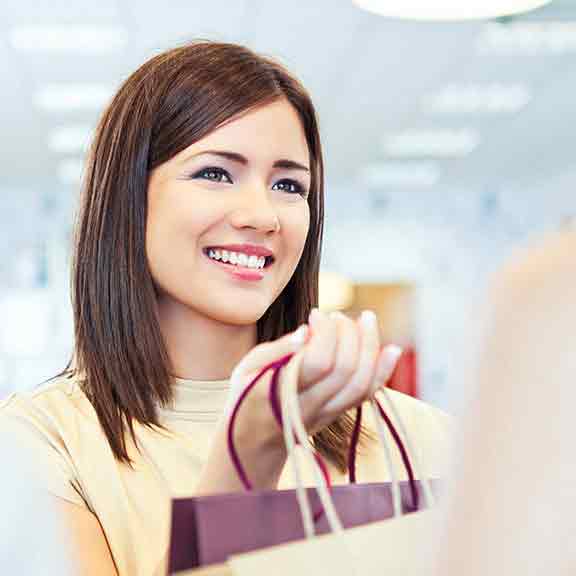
[173,98,310,166]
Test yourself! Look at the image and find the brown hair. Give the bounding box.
[63,40,369,472]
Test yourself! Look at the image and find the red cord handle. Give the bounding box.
[227,353,331,492]
[348,398,419,509]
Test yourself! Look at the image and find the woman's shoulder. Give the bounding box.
[0,374,95,507]
[376,388,451,455]
[357,389,451,481]
[379,388,451,433]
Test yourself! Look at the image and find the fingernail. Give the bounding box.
[290,324,308,345]
[360,309,377,328]
[385,344,403,363]
[375,345,403,385]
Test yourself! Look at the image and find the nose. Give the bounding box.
[228,184,280,234]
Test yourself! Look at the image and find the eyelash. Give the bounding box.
[190,166,308,198]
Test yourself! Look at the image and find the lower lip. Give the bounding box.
[205,254,268,281]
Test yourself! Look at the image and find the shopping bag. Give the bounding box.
[168,480,433,571]
[168,348,436,574]
[238,508,437,576]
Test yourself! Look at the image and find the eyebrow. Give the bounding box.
[181,150,310,174]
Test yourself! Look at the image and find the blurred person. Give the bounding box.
[435,228,576,575]
[0,41,449,575]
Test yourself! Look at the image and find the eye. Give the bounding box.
[272,178,308,197]
[192,166,233,184]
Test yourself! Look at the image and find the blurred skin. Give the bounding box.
[435,230,576,576]
[146,98,311,380]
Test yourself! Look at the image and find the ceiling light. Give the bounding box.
[35,84,113,111]
[48,124,94,153]
[477,22,576,53]
[382,129,480,158]
[360,162,441,188]
[424,83,531,114]
[57,158,84,185]
[9,26,127,53]
[352,0,550,21]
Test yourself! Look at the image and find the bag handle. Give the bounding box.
[270,358,418,517]
[278,349,435,536]
[227,353,331,491]
[278,350,344,538]
[268,356,332,494]
[348,403,419,509]
[227,348,434,519]
[377,386,436,509]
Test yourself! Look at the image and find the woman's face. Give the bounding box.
[146,98,311,326]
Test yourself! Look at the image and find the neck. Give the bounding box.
[158,297,257,381]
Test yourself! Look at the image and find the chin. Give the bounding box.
[203,299,271,326]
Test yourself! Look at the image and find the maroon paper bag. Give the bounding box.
[167,480,437,573]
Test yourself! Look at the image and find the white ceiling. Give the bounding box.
[1,0,576,196]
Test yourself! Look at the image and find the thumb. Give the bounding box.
[230,324,310,380]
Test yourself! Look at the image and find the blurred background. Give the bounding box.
[1,0,575,410]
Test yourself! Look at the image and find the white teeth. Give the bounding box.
[207,249,267,269]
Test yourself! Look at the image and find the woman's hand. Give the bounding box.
[227,308,403,451]
[297,309,402,435]
[196,308,402,495]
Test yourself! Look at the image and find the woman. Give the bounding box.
[0,41,449,575]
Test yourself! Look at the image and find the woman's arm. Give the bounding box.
[195,415,287,495]
[54,499,118,575]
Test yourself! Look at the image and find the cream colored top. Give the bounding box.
[0,374,450,576]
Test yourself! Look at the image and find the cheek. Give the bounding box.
[145,209,172,291]
[283,205,310,262]
[148,193,217,247]
[145,193,215,284]
[146,199,178,271]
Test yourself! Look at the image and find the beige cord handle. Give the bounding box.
[378,387,435,509]
[280,350,344,537]
[280,350,362,576]
[369,400,402,517]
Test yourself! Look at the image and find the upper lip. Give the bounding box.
[205,243,275,258]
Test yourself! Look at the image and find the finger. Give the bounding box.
[322,309,380,413]
[230,324,310,379]
[297,308,338,391]
[369,345,403,395]
[299,310,359,414]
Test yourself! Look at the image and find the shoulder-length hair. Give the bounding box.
[65,40,368,472]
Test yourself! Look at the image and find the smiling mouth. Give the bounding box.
[202,248,275,269]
